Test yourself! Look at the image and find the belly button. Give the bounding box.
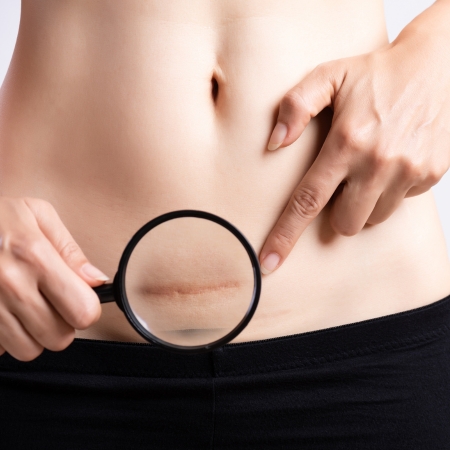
[211,76,219,103]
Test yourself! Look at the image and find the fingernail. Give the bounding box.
[260,253,280,275]
[267,122,287,151]
[81,263,110,282]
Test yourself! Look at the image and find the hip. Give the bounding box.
[75,189,450,343]
[2,292,450,449]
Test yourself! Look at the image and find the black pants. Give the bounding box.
[1,293,450,449]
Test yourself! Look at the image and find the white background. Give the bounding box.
[0,0,448,258]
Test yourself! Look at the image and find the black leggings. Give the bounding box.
[1,293,450,449]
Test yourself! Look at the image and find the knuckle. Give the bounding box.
[336,122,371,155]
[16,345,44,362]
[74,315,95,331]
[30,324,48,344]
[59,241,82,265]
[367,213,386,226]
[313,62,329,76]
[0,307,7,325]
[0,196,25,212]
[273,224,296,249]
[366,148,390,174]
[290,186,322,221]
[9,234,45,266]
[22,197,39,208]
[22,310,75,352]
[23,197,53,214]
[0,263,20,291]
[398,158,423,181]
[14,292,38,311]
[425,168,442,186]
[23,198,58,226]
[71,311,91,330]
[336,122,359,148]
[312,62,335,86]
[282,89,308,116]
[72,299,100,330]
[46,329,75,352]
[330,214,359,237]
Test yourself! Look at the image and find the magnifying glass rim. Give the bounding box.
[115,209,261,354]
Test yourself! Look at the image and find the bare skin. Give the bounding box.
[0,0,449,361]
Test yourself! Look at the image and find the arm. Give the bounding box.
[260,0,450,275]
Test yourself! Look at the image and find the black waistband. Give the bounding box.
[1,293,450,378]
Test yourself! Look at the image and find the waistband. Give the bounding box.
[1,293,450,378]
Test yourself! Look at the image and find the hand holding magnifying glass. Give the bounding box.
[94,210,261,354]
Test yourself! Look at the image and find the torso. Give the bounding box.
[1,0,449,343]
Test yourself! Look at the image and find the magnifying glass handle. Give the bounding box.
[93,284,115,304]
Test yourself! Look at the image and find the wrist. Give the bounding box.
[394,0,450,46]
[389,2,450,81]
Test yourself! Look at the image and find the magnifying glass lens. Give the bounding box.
[124,217,255,347]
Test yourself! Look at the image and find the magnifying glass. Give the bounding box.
[93,210,261,354]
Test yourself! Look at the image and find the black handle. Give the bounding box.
[93,283,115,304]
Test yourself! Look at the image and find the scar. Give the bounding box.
[141,281,241,296]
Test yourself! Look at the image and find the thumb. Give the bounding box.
[24,198,109,287]
[267,61,343,151]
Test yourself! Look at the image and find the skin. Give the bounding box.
[0,0,449,361]
[124,216,254,338]
[260,0,450,274]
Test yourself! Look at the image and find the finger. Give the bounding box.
[329,178,385,236]
[404,182,435,197]
[267,61,345,151]
[8,235,102,330]
[366,185,410,225]
[260,136,348,274]
[7,278,75,352]
[23,198,109,286]
[37,246,102,330]
[402,159,441,198]
[370,161,436,216]
[0,308,44,362]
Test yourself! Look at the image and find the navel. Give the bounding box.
[210,63,225,106]
[211,75,219,103]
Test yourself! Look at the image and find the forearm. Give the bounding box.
[394,0,450,56]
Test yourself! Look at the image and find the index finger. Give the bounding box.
[259,138,348,274]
